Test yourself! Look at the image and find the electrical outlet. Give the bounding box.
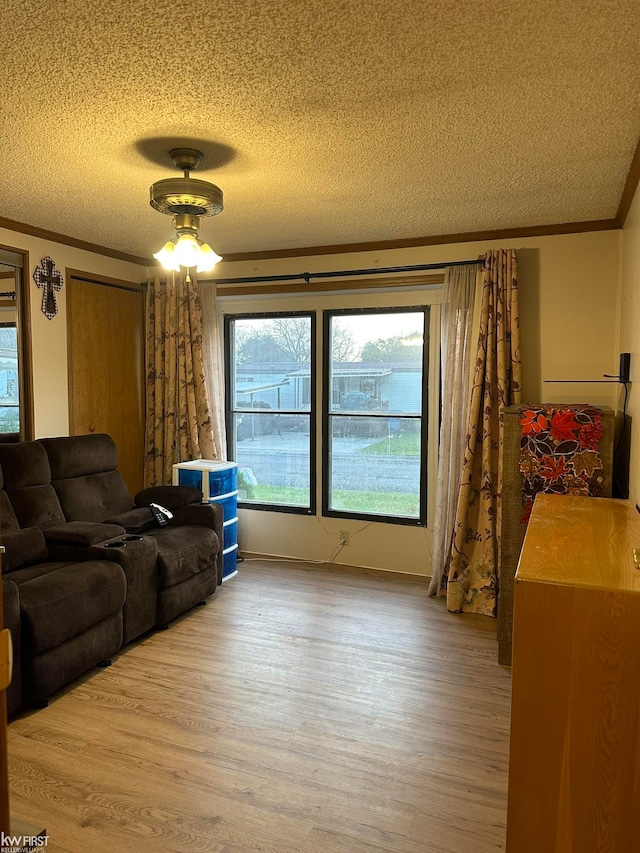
[339,530,350,546]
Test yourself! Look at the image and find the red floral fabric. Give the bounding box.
[519,405,604,522]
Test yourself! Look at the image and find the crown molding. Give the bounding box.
[0,212,627,270]
[0,215,149,266]
[221,219,619,262]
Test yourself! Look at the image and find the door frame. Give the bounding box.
[0,244,34,441]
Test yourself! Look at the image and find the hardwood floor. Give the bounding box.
[7,561,512,853]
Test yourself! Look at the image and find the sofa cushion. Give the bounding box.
[0,490,19,534]
[1,527,48,573]
[13,560,126,655]
[0,441,66,529]
[149,526,218,588]
[0,441,52,487]
[40,434,120,478]
[5,484,66,529]
[51,472,133,522]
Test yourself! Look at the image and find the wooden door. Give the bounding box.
[67,275,145,496]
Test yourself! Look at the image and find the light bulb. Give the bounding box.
[173,233,201,268]
[153,240,181,271]
[196,242,223,273]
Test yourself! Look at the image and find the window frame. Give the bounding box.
[321,305,430,527]
[0,321,20,439]
[224,310,317,516]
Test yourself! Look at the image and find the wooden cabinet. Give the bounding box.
[506,494,640,852]
[498,406,614,665]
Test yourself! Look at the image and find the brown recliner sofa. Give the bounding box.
[39,434,223,626]
[0,445,127,710]
[0,435,223,716]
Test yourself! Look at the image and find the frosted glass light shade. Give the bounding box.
[196,242,223,272]
[153,240,181,271]
[173,233,201,268]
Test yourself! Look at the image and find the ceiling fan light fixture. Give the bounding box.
[150,148,223,275]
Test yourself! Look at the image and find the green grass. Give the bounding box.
[359,431,421,456]
[331,489,419,517]
[241,484,419,517]
[242,484,309,505]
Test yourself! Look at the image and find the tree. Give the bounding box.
[360,334,423,362]
[268,317,310,363]
[235,317,357,364]
[331,325,357,362]
[236,331,290,364]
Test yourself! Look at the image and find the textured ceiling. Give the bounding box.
[1,0,639,261]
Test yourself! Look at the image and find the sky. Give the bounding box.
[333,311,425,347]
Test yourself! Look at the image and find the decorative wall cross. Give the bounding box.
[33,256,64,320]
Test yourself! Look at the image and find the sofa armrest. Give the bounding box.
[45,536,159,644]
[134,485,202,509]
[169,502,220,529]
[168,502,224,586]
[105,507,157,533]
[43,521,125,547]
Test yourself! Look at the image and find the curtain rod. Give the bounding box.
[211,258,482,286]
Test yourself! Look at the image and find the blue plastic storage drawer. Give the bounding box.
[173,461,238,500]
[223,517,238,551]
[207,465,237,496]
[222,544,238,580]
[209,491,238,522]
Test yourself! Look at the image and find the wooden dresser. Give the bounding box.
[506,494,640,853]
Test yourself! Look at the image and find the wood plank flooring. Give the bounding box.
[7,560,512,853]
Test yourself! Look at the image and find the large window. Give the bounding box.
[323,308,428,524]
[225,313,315,513]
[225,305,430,525]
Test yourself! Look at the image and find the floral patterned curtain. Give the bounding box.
[438,249,521,616]
[144,273,217,486]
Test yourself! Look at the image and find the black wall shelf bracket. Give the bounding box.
[545,353,631,385]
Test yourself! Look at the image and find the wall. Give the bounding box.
[0,227,144,438]
[0,223,623,576]
[619,184,640,505]
[214,229,621,575]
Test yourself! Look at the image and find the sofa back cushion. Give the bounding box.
[1,527,48,573]
[0,441,66,528]
[40,434,133,523]
[0,490,19,534]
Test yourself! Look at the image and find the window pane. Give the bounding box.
[329,313,424,415]
[233,413,311,507]
[327,416,421,518]
[0,325,19,435]
[233,317,311,412]
[325,309,427,522]
[228,314,314,512]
